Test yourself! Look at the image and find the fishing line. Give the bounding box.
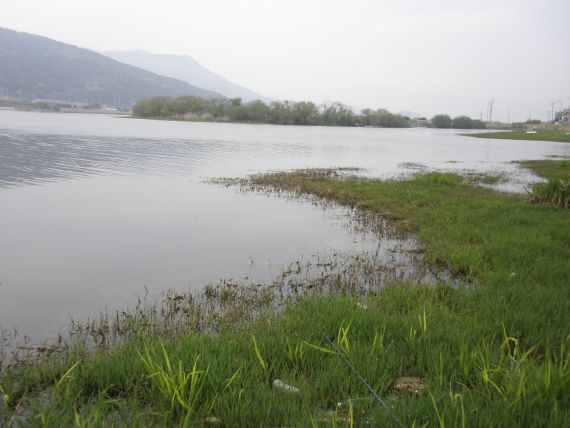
[320,329,403,428]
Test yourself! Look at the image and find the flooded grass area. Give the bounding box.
[1,171,443,359]
[397,163,510,191]
[518,159,570,179]
[2,113,570,342]
[519,159,570,208]
[1,160,569,426]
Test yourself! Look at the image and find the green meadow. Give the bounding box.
[471,129,570,143]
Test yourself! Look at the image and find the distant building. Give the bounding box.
[411,117,430,127]
[560,109,569,124]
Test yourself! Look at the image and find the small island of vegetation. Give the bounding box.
[133,96,491,129]
[133,96,412,127]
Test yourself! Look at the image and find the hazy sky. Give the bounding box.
[2,0,569,120]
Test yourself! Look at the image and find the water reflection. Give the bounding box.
[0,132,214,188]
[1,110,569,191]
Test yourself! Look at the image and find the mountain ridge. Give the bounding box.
[104,49,271,102]
[0,27,223,108]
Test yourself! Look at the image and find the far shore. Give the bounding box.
[467,128,570,143]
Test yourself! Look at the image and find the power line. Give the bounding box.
[493,99,551,109]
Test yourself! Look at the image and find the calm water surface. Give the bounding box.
[1,110,569,341]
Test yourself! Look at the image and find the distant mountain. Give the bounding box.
[0,27,222,108]
[104,50,271,102]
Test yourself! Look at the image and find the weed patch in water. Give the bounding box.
[520,159,570,208]
[412,172,463,186]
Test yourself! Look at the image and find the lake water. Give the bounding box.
[1,110,569,341]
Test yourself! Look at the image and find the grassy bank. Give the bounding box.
[1,162,569,427]
[470,129,570,143]
[519,159,570,208]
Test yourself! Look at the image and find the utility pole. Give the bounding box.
[487,99,494,123]
[507,107,510,126]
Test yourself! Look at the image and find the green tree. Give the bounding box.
[359,108,374,126]
[451,116,474,129]
[375,109,409,127]
[268,101,294,124]
[291,101,319,125]
[209,98,229,118]
[322,102,355,126]
[471,119,486,129]
[244,100,270,122]
[431,114,453,128]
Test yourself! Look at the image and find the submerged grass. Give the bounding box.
[1,161,569,426]
[519,159,570,178]
[520,159,570,208]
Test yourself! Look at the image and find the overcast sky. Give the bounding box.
[2,0,569,121]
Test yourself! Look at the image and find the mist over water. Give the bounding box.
[1,110,569,341]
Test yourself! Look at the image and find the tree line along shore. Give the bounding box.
[132,95,487,129]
